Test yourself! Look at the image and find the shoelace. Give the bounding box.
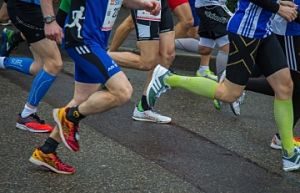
[30,113,45,124]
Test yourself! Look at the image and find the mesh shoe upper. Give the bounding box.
[146,65,171,108]
[132,107,171,123]
[29,148,75,174]
[0,28,17,57]
[282,147,300,172]
[16,113,53,133]
[53,108,80,152]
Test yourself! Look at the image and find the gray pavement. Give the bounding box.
[1,4,300,193]
[0,75,201,193]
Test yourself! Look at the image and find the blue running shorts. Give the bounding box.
[66,44,121,84]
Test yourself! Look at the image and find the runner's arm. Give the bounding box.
[249,0,280,13]
[40,0,64,43]
[123,0,160,15]
[250,0,297,22]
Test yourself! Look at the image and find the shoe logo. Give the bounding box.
[75,132,80,141]
[73,111,80,118]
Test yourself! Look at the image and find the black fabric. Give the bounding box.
[197,5,230,39]
[131,0,174,41]
[141,95,151,111]
[40,137,59,154]
[276,35,300,72]
[66,106,85,125]
[56,8,68,28]
[7,0,45,43]
[12,31,24,44]
[291,71,300,126]
[226,33,286,85]
[246,77,274,96]
[249,0,280,13]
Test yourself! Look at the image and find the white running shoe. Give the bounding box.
[146,65,171,107]
[229,91,246,116]
[230,100,241,116]
[132,107,171,124]
[270,133,282,150]
[282,147,300,172]
[270,133,300,150]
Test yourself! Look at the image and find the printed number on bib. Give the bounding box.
[102,0,123,31]
[136,0,161,21]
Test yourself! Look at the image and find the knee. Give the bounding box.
[160,49,175,66]
[275,77,294,99]
[199,46,212,55]
[44,57,63,74]
[181,17,194,29]
[115,84,133,106]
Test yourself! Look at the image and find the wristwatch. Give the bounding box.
[43,15,56,24]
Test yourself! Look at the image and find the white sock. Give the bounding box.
[175,38,199,53]
[198,65,209,73]
[0,57,6,69]
[21,104,37,118]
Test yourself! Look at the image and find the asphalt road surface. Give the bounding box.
[1,3,300,193]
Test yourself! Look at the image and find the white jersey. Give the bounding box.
[195,0,226,8]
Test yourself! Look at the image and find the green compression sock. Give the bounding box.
[274,99,294,156]
[165,74,218,99]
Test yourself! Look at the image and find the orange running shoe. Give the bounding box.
[53,107,79,152]
[29,148,75,174]
[16,113,53,133]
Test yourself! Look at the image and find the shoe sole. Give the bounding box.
[229,104,240,116]
[132,116,171,124]
[283,164,300,172]
[16,123,51,133]
[53,109,77,152]
[270,143,282,150]
[29,156,74,175]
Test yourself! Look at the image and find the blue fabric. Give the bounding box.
[66,45,121,84]
[227,0,276,38]
[189,0,200,27]
[28,69,56,106]
[4,57,33,75]
[19,0,40,5]
[63,0,122,49]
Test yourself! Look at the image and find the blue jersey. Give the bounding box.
[64,0,123,49]
[227,0,277,38]
[272,0,300,36]
[19,0,40,5]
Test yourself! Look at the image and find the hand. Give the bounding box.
[143,0,161,16]
[278,5,298,22]
[44,21,64,44]
[280,0,297,8]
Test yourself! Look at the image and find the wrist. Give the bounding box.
[43,15,56,24]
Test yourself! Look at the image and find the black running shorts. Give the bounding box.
[197,5,231,39]
[226,33,287,86]
[7,0,45,44]
[131,0,174,41]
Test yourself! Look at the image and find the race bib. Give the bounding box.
[136,0,161,21]
[102,0,123,31]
